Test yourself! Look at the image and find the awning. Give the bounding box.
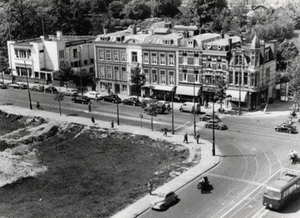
[152,85,175,92]
[176,86,200,96]
[226,90,248,102]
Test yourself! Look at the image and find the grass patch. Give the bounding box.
[0,113,190,218]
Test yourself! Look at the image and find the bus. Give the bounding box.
[263,172,300,210]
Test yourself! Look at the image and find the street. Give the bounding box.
[1,88,300,218]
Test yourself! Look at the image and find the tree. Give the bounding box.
[287,55,300,104]
[109,1,125,19]
[146,102,158,131]
[125,1,151,20]
[214,80,227,111]
[59,62,74,88]
[276,41,299,71]
[130,64,146,98]
[53,92,64,115]
[153,0,180,18]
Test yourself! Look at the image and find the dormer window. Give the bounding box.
[188,40,194,47]
[163,40,174,45]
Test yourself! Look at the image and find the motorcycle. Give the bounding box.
[197,176,213,194]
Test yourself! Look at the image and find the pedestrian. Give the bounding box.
[263,104,268,113]
[163,126,168,137]
[88,102,92,112]
[196,133,200,144]
[111,120,114,129]
[91,116,95,124]
[183,132,188,144]
[148,181,154,195]
[36,101,41,110]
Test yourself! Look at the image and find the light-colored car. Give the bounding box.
[179,102,201,114]
[61,89,78,96]
[151,191,178,211]
[84,91,101,100]
[205,119,228,130]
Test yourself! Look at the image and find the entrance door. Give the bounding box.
[115,84,120,94]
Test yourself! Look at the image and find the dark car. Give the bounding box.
[205,119,228,130]
[71,96,91,104]
[199,113,220,122]
[100,94,122,103]
[144,101,168,114]
[275,123,297,133]
[45,86,58,94]
[123,97,141,106]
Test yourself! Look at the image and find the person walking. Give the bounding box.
[163,126,168,137]
[111,120,114,129]
[196,133,200,144]
[36,101,41,110]
[183,132,188,144]
[148,180,154,195]
[91,116,95,124]
[88,102,92,112]
[263,104,268,113]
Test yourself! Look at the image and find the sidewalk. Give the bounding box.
[0,104,221,218]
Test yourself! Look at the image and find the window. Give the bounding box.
[122,67,127,81]
[251,74,258,87]
[235,72,242,85]
[169,71,174,85]
[90,59,94,64]
[60,61,65,67]
[59,50,64,59]
[143,53,149,64]
[114,66,119,80]
[144,68,150,82]
[106,50,111,61]
[229,72,233,84]
[152,69,157,83]
[205,75,212,85]
[89,67,93,73]
[121,51,126,62]
[160,53,166,65]
[99,49,104,60]
[244,72,248,86]
[183,72,187,81]
[35,72,39,78]
[122,85,127,92]
[235,55,242,65]
[19,50,27,58]
[107,66,112,78]
[99,65,105,77]
[168,54,175,65]
[266,68,270,83]
[132,51,137,63]
[188,57,194,65]
[151,53,157,64]
[113,50,119,61]
[179,57,183,64]
[84,60,88,65]
[160,70,166,84]
[40,72,46,79]
[73,49,78,58]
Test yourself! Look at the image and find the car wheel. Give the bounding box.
[205,124,209,128]
[72,100,75,103]
[82,101,84,104]
[275,128,278,132]
[219,127,222,130]
[179,108,183,112]
[160,205,165,211]
[289,130,292,133]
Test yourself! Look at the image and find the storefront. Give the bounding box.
[175,85,202,103]
[226,89,249,110]
[151,85,175,101]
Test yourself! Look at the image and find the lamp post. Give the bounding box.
[79,46,83,96]
[212,98,216,156]
[24,61,32,110]
[116,93,120,125]
[193,74,196,137]
[171,90,175,134]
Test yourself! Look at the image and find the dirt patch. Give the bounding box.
[0,111,195,218]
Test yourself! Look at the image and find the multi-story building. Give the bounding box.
[7,31,95,87]
[94,20,277,111]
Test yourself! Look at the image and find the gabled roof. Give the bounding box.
[250,35,260,49]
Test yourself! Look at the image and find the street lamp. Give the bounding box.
[193,73,196,138]
[79,46,83,96]
[212,97,216,156]
[171,90,175,134]
[24,60,32,110]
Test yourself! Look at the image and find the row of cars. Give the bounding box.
[199,113,228,130]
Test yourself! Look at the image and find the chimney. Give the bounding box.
[132,24,137,35]
[260,40,265,63]
[56,31,62,40]
[221,30,224,39]
[40,36,45,41]
[240,35,243,45]
[269,40,277,59]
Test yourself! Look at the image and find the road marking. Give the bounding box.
[219,168,282,218]
[174,121,190,131]
[208,173,264,186]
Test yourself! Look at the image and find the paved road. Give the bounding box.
[139,108,300,217]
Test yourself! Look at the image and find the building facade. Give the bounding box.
[94,21,277,111]
[7,31,95,87]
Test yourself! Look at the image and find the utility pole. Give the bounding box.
[193,74,196,137]
[24,61,32,110]
[212,99,216,156]
[171,90,175,134]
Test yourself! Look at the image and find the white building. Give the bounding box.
[7,31,96,85]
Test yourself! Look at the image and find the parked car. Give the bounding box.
[199,113,220,122]
[16,82,28,89]
[123,96,141,106]
[84,91,101,100]
[151,191,179,211]
[71,96,91,104]
[144,101,168,114]
[30,85,44,92]
[275,123,297,133]
[157,100,172,112]
[61,89,79,96]
[99,94,122,103]
[179,102,201,114]
[205,119,228,130]
[45,86,58,94]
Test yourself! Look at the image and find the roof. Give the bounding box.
[205,36,241,46]
[143,33,182,45]
[173,25,198,31]
[250,35,260,49]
